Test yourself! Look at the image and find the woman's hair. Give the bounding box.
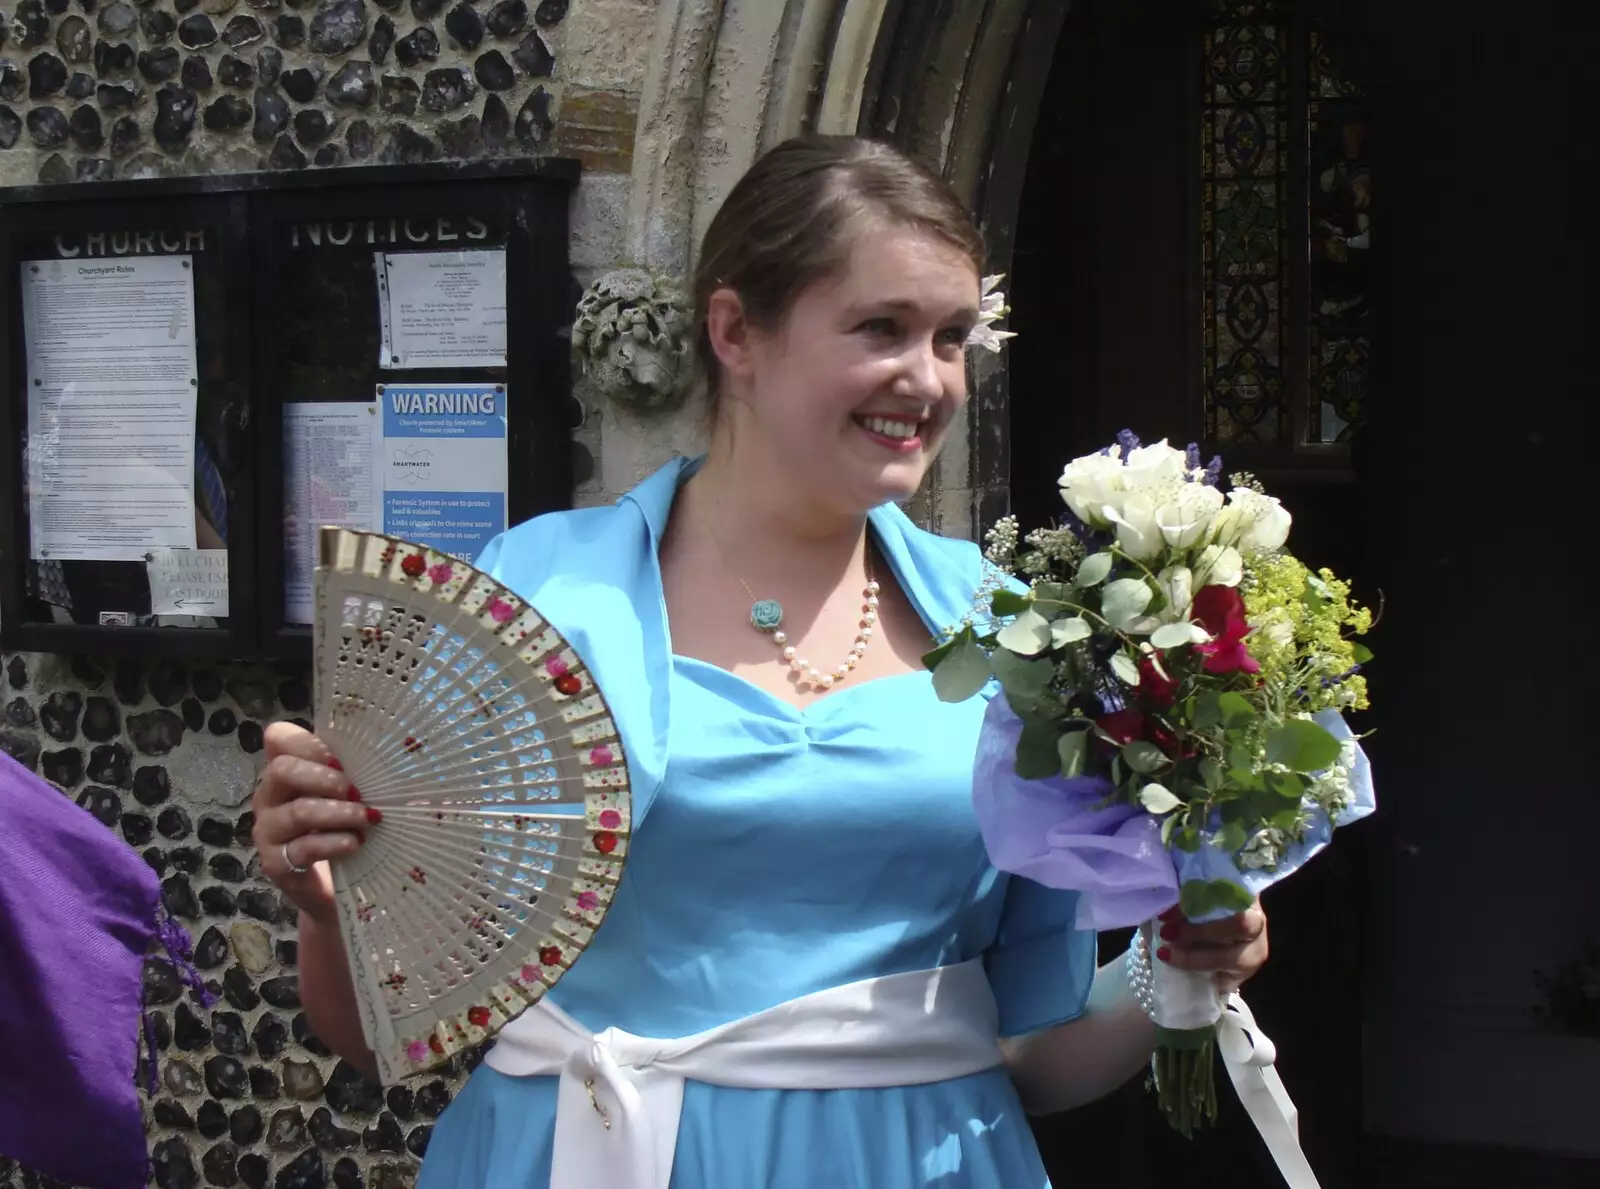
[692,135,986,411]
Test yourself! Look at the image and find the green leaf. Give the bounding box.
[931,639,991,703]
[1015,719,1063,780]
[922,637,958,673]
[992,648,1054,697]
[1110,652,1141,686]
[1150,621,1202,650]
[1265,719,1342,773]
[1218,691,1255,728]
[1215,821,1249,854]
[1303,573,1332,611]
[1178,881,1216,917]
[1051,616,1093,647]
[1351,641,1374,664]
[1198,757,1224,791]
[1173,826,1202,852]
[1122,740,1168,774]
[1179,878,1255,918]
[990,588,1032,618]
[1160,812,1180,846]
[1270,804,1305,831]
[1078,552,1114,587]
[996,609,1053,656]
[1214,880,1255,913]
[1191,690,1223,730]
[1139,783,1182,814]
[1101,579,1154,630]
[1058,730,1089,778]
[1265,769,1305,801]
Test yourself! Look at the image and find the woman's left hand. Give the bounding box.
[1155,900,1269,992]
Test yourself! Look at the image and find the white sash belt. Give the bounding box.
[484,959,1003,1189]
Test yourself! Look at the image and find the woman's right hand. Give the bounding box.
[251,721,378,925]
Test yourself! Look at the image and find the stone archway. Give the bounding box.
[846,0,1073,535]
[593,0,1069,535]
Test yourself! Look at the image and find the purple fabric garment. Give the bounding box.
[0,748,159,1189]
[972,696,1180,931]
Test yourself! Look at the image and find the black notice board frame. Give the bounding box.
[251,169,577,663]
[0,190,257,661]
[0,158,581,663]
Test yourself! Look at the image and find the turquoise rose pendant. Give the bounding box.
[749,599,784,633]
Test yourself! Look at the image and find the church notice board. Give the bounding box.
[0,159,579,662]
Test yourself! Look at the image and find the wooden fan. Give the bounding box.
[313,528,630,1083]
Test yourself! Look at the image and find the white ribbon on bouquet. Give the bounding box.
[1152,954,1322,1189]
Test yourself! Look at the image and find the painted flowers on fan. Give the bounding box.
[926,430,1376,1135]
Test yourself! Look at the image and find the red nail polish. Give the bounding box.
[1159,923,1180,942]
[347,786,362,802]
[328,758,344,771]
[1158,906,1180,922]
[1156,946,1172,963]
[365,806,383,824]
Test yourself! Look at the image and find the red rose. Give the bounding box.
[1192,585,1245,637]
[1138,657,1179,710]
[1094,709,1147,746]
[1147,720,1190,758]
[1191,584,1261,675]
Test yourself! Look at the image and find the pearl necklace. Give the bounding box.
[767,573,880,691]
[705,520,880,692]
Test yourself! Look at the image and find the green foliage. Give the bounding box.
[931,634,990,702]
[1179,878,1255,918]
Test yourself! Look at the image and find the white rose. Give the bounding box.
[1158,564,1193,622]
[1205,503,1245,548]
[1154,483,1223,549]
[1058,453,1126,529]
[1127,565,1194,635]
[1103,493,1165,562]
[1121,440,1190,490]
[1243,499,1292,553]
[1192,543,1243,587]
[1225,489,1293,555]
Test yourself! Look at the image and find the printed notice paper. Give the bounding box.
[22,255,199,562]
[380,383,507,562]
[283,402,383,625]
[376,249,507,369]
[146,549,229,617]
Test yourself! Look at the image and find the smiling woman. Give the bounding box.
[252,134,1271,1189]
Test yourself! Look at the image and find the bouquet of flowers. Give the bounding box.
[926,431,1376,1139]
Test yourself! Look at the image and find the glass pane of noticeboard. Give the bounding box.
[272,208,512,626]
[11,222,241,632]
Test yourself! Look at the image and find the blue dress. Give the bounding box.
[417,459,1097,1189]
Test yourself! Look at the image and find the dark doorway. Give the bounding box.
[1005,2,1597,1188]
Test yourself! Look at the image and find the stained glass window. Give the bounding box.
[1202,1,1289,443]
[1201,2,1370,448]
[1307,30,1370,443]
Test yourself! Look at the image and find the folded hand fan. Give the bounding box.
[313,528,631,1084]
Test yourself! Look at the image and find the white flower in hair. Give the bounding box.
[967,274,1017,353]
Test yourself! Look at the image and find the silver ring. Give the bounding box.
[281,841,310,875]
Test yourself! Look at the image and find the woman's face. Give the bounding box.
[717,226,981,515]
